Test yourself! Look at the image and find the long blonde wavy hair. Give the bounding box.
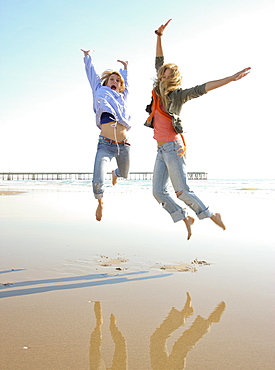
[154,63,182,108]
[101,70,125,93]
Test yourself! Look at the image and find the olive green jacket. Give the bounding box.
[145,56,207,134]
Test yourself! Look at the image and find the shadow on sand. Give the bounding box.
[0,270,172,298]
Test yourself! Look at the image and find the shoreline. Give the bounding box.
[0,191,26,195]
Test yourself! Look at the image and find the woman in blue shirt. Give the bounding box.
[81,49,131,221]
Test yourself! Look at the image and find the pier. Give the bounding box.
[0,172,208,181]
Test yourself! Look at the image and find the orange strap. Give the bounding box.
[146,90,171,123]
[179,133,187,156]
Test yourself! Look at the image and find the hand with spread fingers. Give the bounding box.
[117,60,128,70]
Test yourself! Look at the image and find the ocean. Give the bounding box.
[1,178,274,199]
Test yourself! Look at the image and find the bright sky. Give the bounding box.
[0,0,274,179]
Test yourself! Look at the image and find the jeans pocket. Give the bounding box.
[97,140,108,149]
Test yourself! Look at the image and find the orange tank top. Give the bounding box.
[153,105,179,142]
[147,90,186,153]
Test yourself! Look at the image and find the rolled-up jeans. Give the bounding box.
[152,139,213,222]
[92,136,130,199]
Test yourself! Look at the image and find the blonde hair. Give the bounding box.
[101,70,125,93]
[154,63,182,108]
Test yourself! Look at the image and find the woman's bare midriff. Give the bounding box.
[157,141,167,146]
[100,121,127,142]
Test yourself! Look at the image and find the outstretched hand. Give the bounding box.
[80,49,95,56]
[117,60,128,70]
[232,67,251,81]
[155,19,172,36]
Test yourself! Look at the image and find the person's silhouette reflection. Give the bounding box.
[89,294,225,369]
[150,292,226,369]
[89,301,127,369]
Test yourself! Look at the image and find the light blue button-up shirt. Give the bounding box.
[83,55,131,130]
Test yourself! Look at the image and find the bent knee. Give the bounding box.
[153,190,166,204]
[153,189,161,201]
[176,188,194,201]
[117,170,129,179]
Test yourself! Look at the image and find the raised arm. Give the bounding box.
[205,67,251,92]
[80,49,101,96]
[117,60,129,99]
[155,19,172,57]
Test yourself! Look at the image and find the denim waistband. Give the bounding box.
[99,135,130,145]
[157,139,181,149]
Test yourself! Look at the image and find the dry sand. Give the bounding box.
[0,187,274,369]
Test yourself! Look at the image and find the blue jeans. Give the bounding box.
[152,139,213,222]
[92,136,130,199]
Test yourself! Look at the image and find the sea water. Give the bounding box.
[1,178,274,199]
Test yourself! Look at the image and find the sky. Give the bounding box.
[0,0,274,179]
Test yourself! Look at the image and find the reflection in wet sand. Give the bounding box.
[89,301,127,370]
[150,293,226,369]
[89,294,225,369]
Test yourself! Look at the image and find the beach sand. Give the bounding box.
[0,186,274,369]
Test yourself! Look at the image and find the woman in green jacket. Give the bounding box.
[145,19,250,240]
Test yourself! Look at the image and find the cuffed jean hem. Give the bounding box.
[113,168,127,179]
[94,193,103,200]
[197,207,213,220]
[170,209,187,223]
[171,207,213,223]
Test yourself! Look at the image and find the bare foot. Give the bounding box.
[112,170,118,186]
[96,199,103,221]
[183,216,195,240]
[210,213,226,230]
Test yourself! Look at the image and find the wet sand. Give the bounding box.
[0,190,26,195]
[0,188,274,369]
